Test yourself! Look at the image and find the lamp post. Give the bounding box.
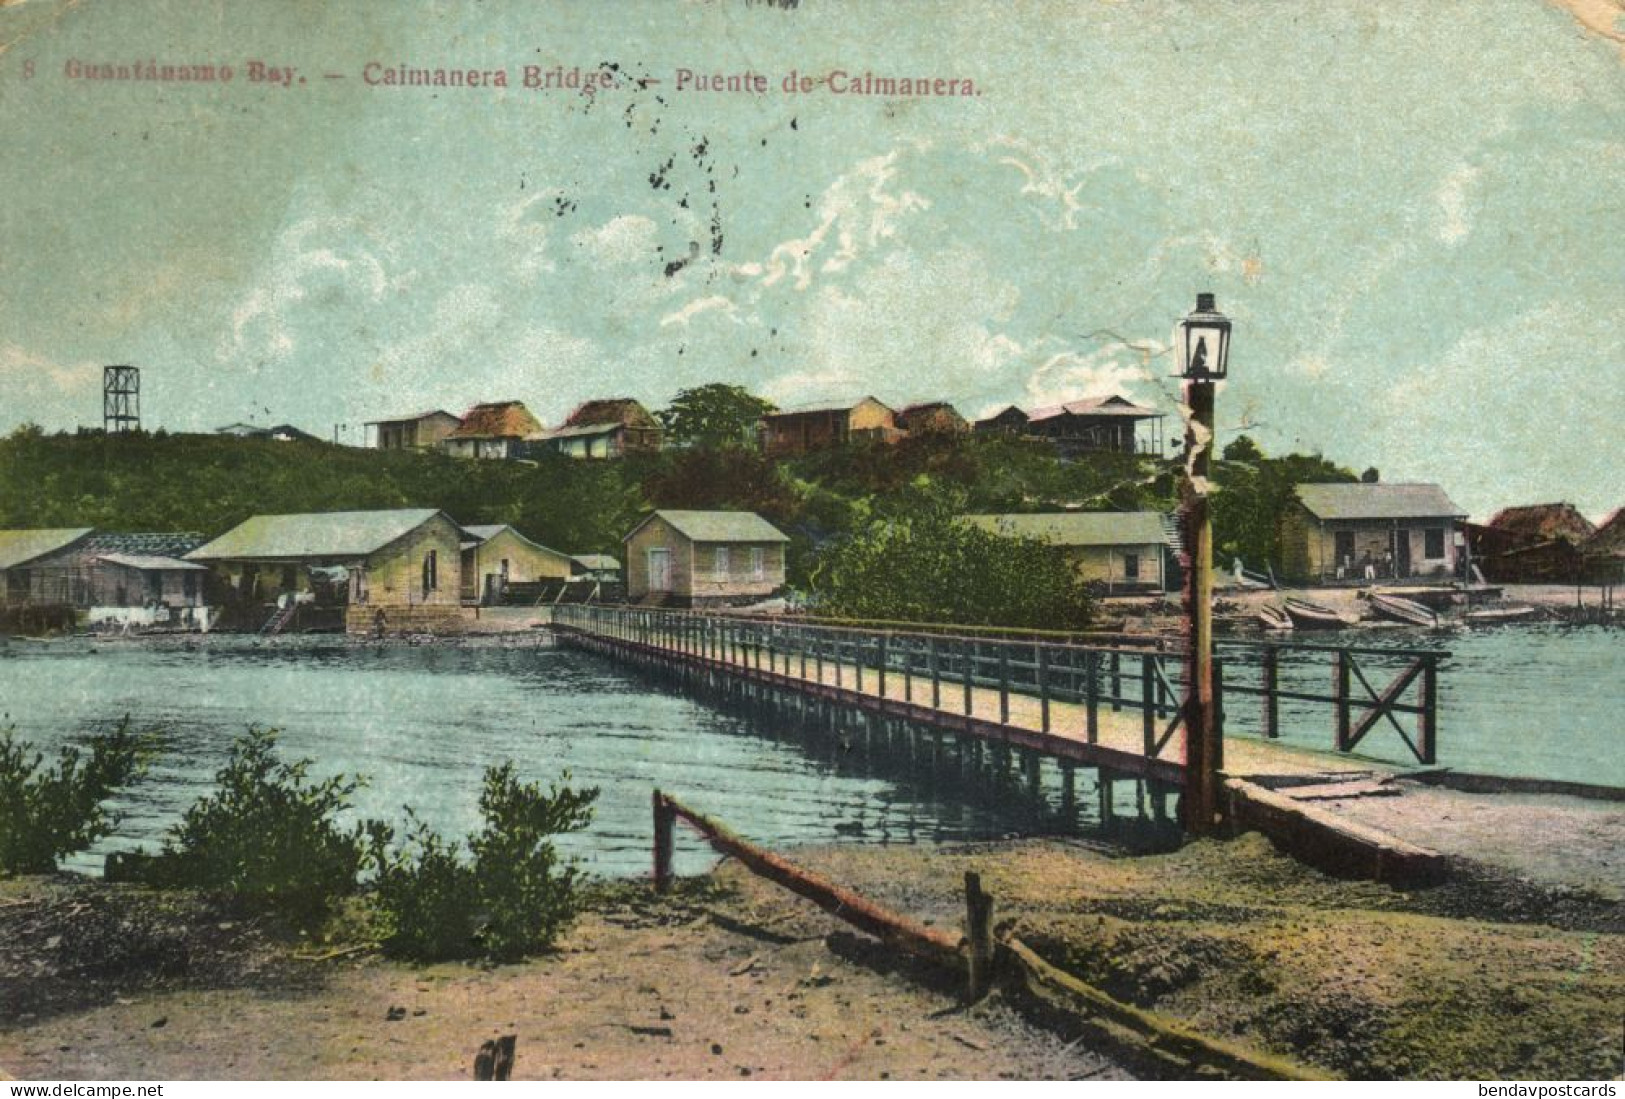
[1175,292,1230,835]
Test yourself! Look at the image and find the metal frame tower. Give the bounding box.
[103,365,140,433]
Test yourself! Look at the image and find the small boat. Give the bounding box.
[1256,605,1294,631]
[1464,605,1541,626]
[1282,597,1354,630]
[1367,592,1439,628]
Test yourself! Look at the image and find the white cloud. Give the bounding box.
[983,135,1117,232]
[1436,163,1481,246]
[659,295,740,328]
[570,215,658,267]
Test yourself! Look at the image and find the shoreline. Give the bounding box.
[3,823,1621,1081]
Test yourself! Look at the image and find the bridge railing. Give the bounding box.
[553,606,1445,766]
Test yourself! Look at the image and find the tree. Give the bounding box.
[810,495,1094,630]
[658,383,775,448]
[1361,467,1380,483]
[1222,434,1264,463]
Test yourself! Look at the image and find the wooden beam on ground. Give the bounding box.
[1223,777,1446,886]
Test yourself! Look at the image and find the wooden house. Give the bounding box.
[1,528,95,606]
[1467,502,1600,584]
[215,423,319,442]
[1583,508,1625,583]
[974,405,1030,435]
[896,401,968,436]
[542,398,663,459]
[188,509,465,625]
[442,401,545,460]
[1024,395,1164,456]
[366,410,463,451]
[1279,483,1466,583]
[0,530,210,626]
[962,512,1173,593]
[758,397,901,458]
[458,524,576,604]
[623,510,789,607]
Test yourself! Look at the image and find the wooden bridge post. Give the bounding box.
[902,636,913,702]
[1085,651,1100,743]
[653,788,675,894]
[877,633,888,699]
[1060,762,1077,823]
[964,871,996,1003]
[1262,644,1280,739]
[1141,655,1157,755]
[1334,650,1352,752]
[963,639,974,716]
[1419,653,1438,765]
[1037,644,1051,733]
[929,636,941,709]
[1110,651,1122,712]
[998,645,1011,725]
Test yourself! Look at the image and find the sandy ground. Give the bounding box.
[0,875,1127,1082]
[3,811,1622,1082]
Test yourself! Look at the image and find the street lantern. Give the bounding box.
[1175,293,1231,381]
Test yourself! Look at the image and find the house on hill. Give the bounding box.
[1024,395,1164,457]
[366,410,463,452]
[962,512,1174,593]
[442,401,545,460]
[1279,483,1467,583]
[188,509,466,633]
[542,397,663,459]
[758,397,901,458]
[974,405,1030,435]
[458,524,577,604]
[1466,502,1600,584]
[215,422,319,442]
[623,510,789,607]
[896,401,968,436]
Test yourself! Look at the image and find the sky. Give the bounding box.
[0,0,1620,521]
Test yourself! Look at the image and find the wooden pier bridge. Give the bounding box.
[552,606,1447,813]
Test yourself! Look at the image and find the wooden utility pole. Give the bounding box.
[1181,378,1220,834]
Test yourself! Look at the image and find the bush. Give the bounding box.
[152,728,367,923]
[368,764,597,963]
[0,718,148,875]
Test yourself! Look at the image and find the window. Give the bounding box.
[1123,553,1140,580]
[714,547,730,581]
[1424,528,1445,559]
[422,550,438,594]
[750,547,765,581]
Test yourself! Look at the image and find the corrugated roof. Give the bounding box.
[962,512,1171,547]
[542,422,622,440]
[446,401,544,440]
[462,524,573,559]
[84,532,207,557]
[97,553,208,572]
[628,510,790,544]
[766,396,893,417]
[0,528,94,570]
[1295,483,1465,521]
[1027,395,1158,422]
[365,410,460,426]
[188,509,444,560]
[1487,502,1597,542]
[572,554,621,571]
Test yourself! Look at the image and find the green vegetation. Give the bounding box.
[657,383,776,448]
[0,419,1370,625]
[0,718,148,875]
[149,728,368,924]
[811,492,1094,629]
[368,765,597,962]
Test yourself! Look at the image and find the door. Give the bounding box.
[647,548,672,592]
[1394,530,1412,577]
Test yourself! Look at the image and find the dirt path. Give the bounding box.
[0,876,1127,1082]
